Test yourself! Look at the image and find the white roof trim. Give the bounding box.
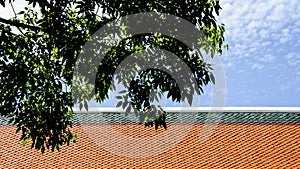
[73,107,300,113]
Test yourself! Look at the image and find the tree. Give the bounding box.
[0,0,227,153]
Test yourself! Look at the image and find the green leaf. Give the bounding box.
[119,90,127,94]
[125,106,131,115]
[84,100,88,111]
[116,101,122,107]
[115,96,122,99]
[22,137,30,147]
[224,44,229,50]
[134,109,139,117]
[122,100,128,109]
[16,126,21,134]
[154,120,158,130]
[209,73,215,85]
[0,0,226,153]
[162,121,167,129]
[18,11,25,15]
[41,146,45,154]
[0,0,5,7]
[187,95,193,106]
[79,102,83,111]
[8,117,14,124]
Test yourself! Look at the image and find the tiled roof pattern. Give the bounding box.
[1,111,300,125]
[0,112,299,168]
[71,111,300,124]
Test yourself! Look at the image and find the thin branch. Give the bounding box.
[0,16,40,31]
[10,2,25,35]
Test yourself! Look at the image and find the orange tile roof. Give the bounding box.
[0,123,299,168]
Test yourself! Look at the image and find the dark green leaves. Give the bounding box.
[84,100,88,111]
[0,0,4,7]
[0,0,226,153]
[209,73,216,85]
[144,108,167,130]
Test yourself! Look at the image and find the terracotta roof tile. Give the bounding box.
[0,122,299,168]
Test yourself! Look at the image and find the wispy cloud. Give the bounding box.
[284,52,300,66]
[250,63,264,71]
[219,0,300,63]
[217,0,300,106]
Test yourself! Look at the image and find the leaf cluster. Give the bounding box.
[0,0,226,153]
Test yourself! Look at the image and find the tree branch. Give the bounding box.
[10,2,25,35]
[0,17,40,31]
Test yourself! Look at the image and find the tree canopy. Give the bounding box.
[0,0,226,153]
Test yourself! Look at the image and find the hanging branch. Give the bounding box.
[0,16,40,31]
[10,2,25,35]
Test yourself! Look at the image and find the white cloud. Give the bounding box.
[280,85,290,91]
[250,63,264,71]
[218,0,300,104]
[258,54,275,63]
[284,52,300,66]
[238,69,244,74]
[226,62,233,68]
[219,0,300,67]
[262,41,271,46]
[259,29,269,39]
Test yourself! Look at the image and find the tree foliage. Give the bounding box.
[0,0,226,153]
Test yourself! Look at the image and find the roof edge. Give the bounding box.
[73,107,300,113]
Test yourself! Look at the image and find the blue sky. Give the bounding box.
[217,0,300,106]
[1,0,299,107]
